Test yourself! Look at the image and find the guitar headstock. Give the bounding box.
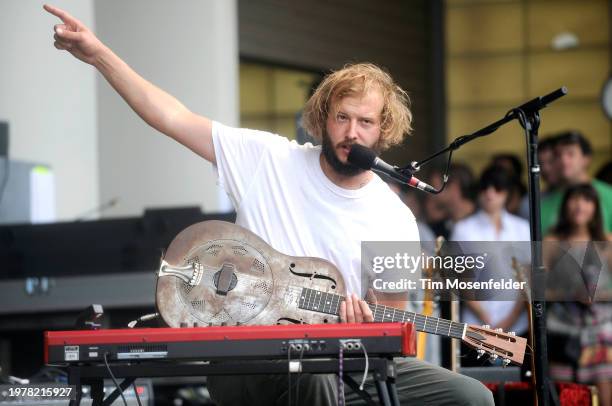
[463,324,526,366]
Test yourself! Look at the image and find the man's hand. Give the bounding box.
[339,293,374,323]
[44,4,105,65]
[43,4,215,163]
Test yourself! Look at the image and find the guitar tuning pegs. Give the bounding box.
[509,331,516,336]
[502,358,511,367]
[476,349,485,359]
[495,328,503,332]
[489,354,499,364]
[482,324,491,329]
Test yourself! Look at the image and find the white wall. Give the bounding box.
[95,0,238,217]
[0,0,238,223]
[0,0,98,221]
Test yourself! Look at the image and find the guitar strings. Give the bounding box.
[185,271,468,339]
[178,270,522,367]
[301,288,467,340]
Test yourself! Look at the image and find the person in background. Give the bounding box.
[451,166,530,340]
[423,167,450,238]
[596,161,612,186]
[544,184,612,406]
[491,153,527,215]
[541,131,612,234]
[518,135,562,220]
[425,163,476,239]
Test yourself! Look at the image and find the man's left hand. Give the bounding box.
[339,293,374,323]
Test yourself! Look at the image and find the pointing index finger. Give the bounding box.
[43,4,79,26]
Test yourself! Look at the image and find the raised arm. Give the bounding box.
[44,4,216,164]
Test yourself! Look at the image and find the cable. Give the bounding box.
[28,366,68,383]
[294,345,306,405]
[358,344,369,391]
[103,352,128,406]
[127,312,159,328]
[132,381,143,406]
[287,345,292,406]
[338,345,345,406]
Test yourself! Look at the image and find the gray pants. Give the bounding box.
[207,358,494,406]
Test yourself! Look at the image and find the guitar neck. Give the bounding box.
[299,288,466,340]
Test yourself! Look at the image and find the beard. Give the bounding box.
[321,130,366,177]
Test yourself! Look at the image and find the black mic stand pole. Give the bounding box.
[406,87,568,406]
[513,97,557,406]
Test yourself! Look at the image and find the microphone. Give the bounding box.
[348,144,439,194]
[75,197,119,221]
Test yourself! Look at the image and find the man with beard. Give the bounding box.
[45,4,494,405]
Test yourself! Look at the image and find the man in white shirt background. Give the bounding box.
[451,166,530,343]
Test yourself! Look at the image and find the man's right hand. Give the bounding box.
[44,4,104,66]
[43,4,215,163]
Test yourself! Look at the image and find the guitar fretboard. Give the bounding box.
[298,287,465,340]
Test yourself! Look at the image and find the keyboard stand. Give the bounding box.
[66,358,399,406]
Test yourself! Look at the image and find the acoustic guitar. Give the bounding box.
[156,220,526,366]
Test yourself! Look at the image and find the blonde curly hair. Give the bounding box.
[302,63,413,151]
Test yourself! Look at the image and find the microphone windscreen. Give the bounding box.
[347,144,376,170]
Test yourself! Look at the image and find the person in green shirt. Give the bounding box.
[541,131,612,235]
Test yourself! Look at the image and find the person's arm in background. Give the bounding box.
[494,301,525,332]
[44,4,215,163]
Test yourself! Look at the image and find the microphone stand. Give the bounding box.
[407,87,567,406]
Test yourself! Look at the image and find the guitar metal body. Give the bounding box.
[156,220,345,327]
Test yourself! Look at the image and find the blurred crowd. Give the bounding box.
[390,130,612,404]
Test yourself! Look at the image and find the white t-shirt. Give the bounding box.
[211,121,420,296]
[450,210,530,333]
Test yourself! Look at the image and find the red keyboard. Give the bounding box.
[45,322,416,364]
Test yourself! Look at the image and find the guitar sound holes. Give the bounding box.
[251,259,265,273]
[240,301,257,310]
[210,309,231,323]
[186,257,201,268]
[205,244,223,257]
[323,318,329,323]
[252,280,271,294]
[191,300,205,311]
[232,246,248,256]
[290,263,295,268]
